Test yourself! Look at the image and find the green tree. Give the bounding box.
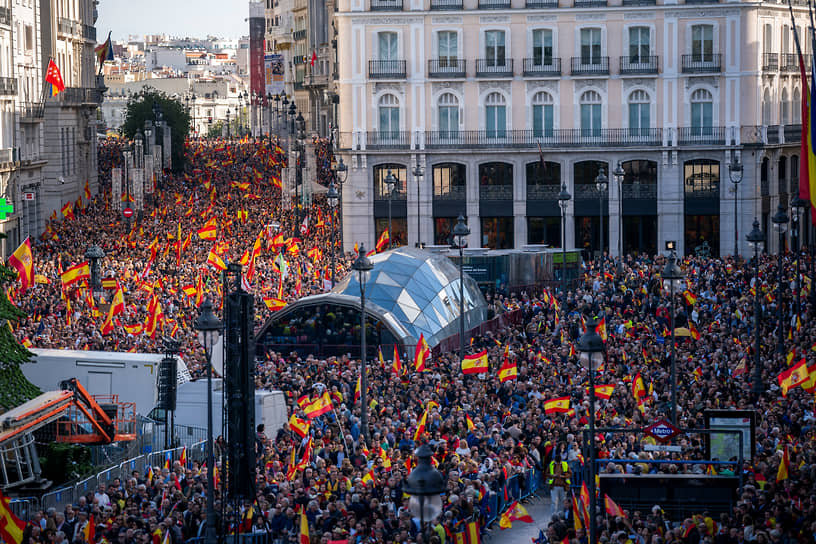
[0,234,40,411]
[121,88,190,173]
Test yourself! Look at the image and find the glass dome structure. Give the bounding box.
[255,247,487,357]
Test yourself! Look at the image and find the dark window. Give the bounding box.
[481,217,514,249]
[778,156,787,195]
[526,161,561,186]
[479,162,513,186]
[683,159,719,197]
[527,217,561,247]
[434,217,460,246]
[373,163,407,199]
[574,160,608,186]
[433,163,466,198]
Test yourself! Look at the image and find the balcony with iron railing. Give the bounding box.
[423,128,663,149]
[767,125,780,144]
[676,126,727,145]
[479,185,513,200]
[19,102,44,119]
[523,58,561,76]
[681,54,722,73]
[780,53,798,72]
[684,186,720,200]
[428,59,467,78]
[0,6,10,25]
[430,0,463,8]
[371,0,403,9]
[574,0,607,6]
[475,59,514,78]
[527,185,561,200]
[622,0,655,5]
[369,60,407,79]
[478,0,511,7]
[83,24,96,41]
[621,183,658,199]
[374,190,407,201]
[784,124,801,142]
[526,0,559,6]
[571,57,609,76]
[0,148,14,165]
[762,53,779,72]
[574,185,610,200]
[434,186,467,200]
[619,55,658,75]
[0,77,17,95]
[60,87,103,106]
[292,29,307,41]
[366,131,412,149]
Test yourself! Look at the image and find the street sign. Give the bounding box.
[23,192,35,201]
[644,444,682,453]
[123,207,134,218]
[644,419,682,443]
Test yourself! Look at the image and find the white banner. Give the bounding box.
[111,168,122,207]
[144,156,154,194]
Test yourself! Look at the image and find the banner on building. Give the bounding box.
[111,168,122,207]
[144,156,154,194]
[265,54,285,96]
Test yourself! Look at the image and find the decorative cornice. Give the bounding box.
[350,15,424,24]
[431,16,463,23]
[479,15,511,23]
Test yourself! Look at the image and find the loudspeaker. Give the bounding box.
[156,356,177,411]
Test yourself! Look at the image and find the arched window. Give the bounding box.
[628,90,650,136]
[762,88,772,126]
[580,90,602,137]
[438,93,459,137]
[373,163,407,199]
[684,159,719,196]
[378,94,399,136]
[485,92,506,138]
[781,89,790,125]
[690,88,713,135]
[794,88,802,119]
[532,91,554,137]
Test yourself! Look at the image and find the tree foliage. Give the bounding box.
[0,233,40,412]
[121,88,190,173]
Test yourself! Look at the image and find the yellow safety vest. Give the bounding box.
[547,460,571,485]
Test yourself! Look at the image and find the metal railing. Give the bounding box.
[371,0,403,9]
[61,87,103,105]
[479,185,513,200]
[292,29,307,40]
[571,56,610,75]
[527,0,559,5]
[374,190,408,201]
[19,102,44,119]
[523,57,561,76]
[622,0,655,5]
[368,60,407,79]
[430,0,464,8]
[762,53,779,72]
[767,124,780,144]
[574,0,607,6]
[434,186,467,200]
[475,58,514,77]
[621,183,658,199]
[575,184,610,199]
[0,76,16,95]
[620,55,659,74]
[83,24,96,41]
[684,186,720,199]
[366,130,413,149]
[40,440,206,512]
[681,53,722,73]
[478,0,511,7]
[423,128,663,149]
[428,59,467,78]
[784,124,802,142]
[677,126,727,145]
[527,184,561,200]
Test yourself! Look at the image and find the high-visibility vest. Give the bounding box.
[547,460,571,485]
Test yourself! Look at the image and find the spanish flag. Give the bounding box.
[303,392,333,419]
[263,297,287,311]
[7,237,34,293]
[776,446,789,482]
[179,447,187,468]
[498,359,517,382]
[604,494,626,518]
[632,372,647,400]
[376,229,390,253]
[462,349,489,374]
[595,316,608,342]
[414,333,430,372]
[543,396,570,414]
[299,508,309,544]
[592,384,615,400]
[682,290,697,305]
[392,346,403,375]
[0,490,25,544]
[207,250,227,271]
[61,261,91,288]
[778,358,809,396]
[289,414,310,438]
[465,413,475,432]
[197,219,217,240]
[413,408,428,442]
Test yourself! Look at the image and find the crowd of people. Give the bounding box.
[6,136,816,544]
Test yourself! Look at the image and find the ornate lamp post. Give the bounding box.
[327,183,340,287]
[194,300,222,544]
[404,445,445,542]
[729,158,744,256]
[595,167,608,280]
[772,204,789,354]
[384,170,396,249]
[791,196,807,318]
[352,247,373,443]
[577,321,604,544]
[84,245,105,301]
[336,157,348,250]
[558,183,571,293]
[662,250,685,425]
[746,218,766,397]
[453,214,470,363]
[225,109,231,138]
[612,162,625,260]
[413,159,424,248]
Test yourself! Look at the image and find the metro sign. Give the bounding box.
[644,419,681,443]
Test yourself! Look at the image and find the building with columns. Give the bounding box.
[334,0,808,257]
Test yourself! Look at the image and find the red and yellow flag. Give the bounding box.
[8,237,34,293]
[462,349,489,374]
[0,490,25,544]
[543,397,570,414]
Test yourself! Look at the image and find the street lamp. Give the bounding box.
[84,245,105,301]
[413,159,425,248]
[576,320,604,544]
[772,204,789,354]
[558,184,571,294]
[226,109,231,138]
[384,170,396,249]
[352,247,373,443]
[791,196,807,318]
[612,162,625,260]
[746,218,766,397]
[336,158,348,250]
[662,251,684,425]
[729,158,744,256]
[452,214,470,363]
[194,300,222,544]
[404,444,445,541]
[327,183,340,287]
[595,167,608,281]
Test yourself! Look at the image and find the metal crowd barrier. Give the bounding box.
[9,497,40,520]
[40,440,206,512]
[483,468,543,528]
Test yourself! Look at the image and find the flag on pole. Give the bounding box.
[7,237,34,293]
[45,59,66,96]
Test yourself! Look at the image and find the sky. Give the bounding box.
[96,0,249,41]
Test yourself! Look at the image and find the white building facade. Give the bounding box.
[335,0,807,257]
